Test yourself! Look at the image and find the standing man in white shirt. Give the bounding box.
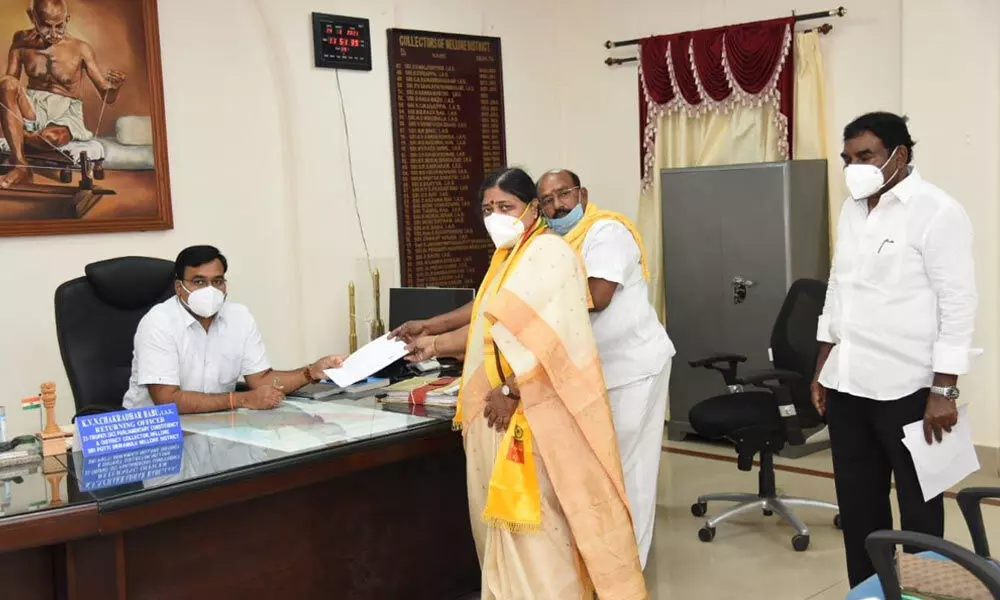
[812,112,978,587]
[536,169,675,569]
[123,245,345,414]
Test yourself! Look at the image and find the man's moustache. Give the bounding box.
[553,211,569,219]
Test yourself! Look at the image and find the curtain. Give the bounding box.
[636,28,828,322]
[792,31,837,252]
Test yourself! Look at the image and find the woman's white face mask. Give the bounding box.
[844,146,901,200]
[484,203,535,249]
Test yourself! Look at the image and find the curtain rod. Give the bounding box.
[603,6,846,49]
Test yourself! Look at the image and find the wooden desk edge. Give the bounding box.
[0,503,99,553]
[97,425,461,534]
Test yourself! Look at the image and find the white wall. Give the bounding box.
[900,0,1000,449]
[3,0,998,448]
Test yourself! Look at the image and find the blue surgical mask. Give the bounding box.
[547,203,584,235]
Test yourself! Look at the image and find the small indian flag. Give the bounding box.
[21,396,41,411]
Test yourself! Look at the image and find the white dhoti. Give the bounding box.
[608,359,672,569]
[24,89,93,141]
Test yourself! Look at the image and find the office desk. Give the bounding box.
[0,396,479,599]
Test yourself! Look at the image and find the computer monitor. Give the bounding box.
[388,287,475,331]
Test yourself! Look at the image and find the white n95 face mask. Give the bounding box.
[181,284,226,318]
[844,146,901,200]
[484,212,526,249]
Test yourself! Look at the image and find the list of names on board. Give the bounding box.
[388,29,506,287]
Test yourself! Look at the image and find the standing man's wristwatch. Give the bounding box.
[930,386,960,401]
[501,384,519,399]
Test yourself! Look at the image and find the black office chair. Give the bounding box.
[55,256,175,416]
[854,487,1000,599]
[687,278,839,551]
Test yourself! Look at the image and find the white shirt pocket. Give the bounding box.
[862,227,907,286]
[217,351,243,390]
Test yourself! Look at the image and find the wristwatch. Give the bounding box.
[930,385,960,401]
[501,384,519,399]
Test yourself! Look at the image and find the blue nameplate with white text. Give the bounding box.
[77,404,183,458]
[77,441,184,491]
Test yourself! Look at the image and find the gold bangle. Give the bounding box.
[430,335,439,355]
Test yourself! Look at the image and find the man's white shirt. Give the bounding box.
[122,297,271,409]
[582,220,675,389]
[817,168,978,400]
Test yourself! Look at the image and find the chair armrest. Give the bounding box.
[865,530,1000,600]
[958,487,1000,558]
[688,354,748,386]
[738,371,807,447]
[735,369,801,386]
[688,354,747,368]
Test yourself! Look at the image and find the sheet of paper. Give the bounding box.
[902,404,979,502]
[324,334,408,388]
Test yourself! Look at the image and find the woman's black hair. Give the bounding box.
[478,167,537,206]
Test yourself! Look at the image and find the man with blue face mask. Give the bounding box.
[123,245,344,414]
[537,169,675,569]
[813,112,978,586]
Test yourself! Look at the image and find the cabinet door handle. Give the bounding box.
[733,276,755,304]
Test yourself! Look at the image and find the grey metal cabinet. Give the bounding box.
[661,160,830,439]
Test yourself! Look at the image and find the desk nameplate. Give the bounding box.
[76,404,182,458]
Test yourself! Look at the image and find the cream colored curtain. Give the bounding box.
[638,31,829,321]
[792,31,837,252]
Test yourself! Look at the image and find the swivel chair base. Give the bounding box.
[692,494,840,551]
[690,450,840,552]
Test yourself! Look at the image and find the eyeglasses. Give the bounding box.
[539,187,580,206]
[184,277,227,290]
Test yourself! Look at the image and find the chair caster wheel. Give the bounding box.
[792,534,810,552]
[833,514,841,530]
[763,509,774,516]
[698,527,716,543]
[691,502,707,517]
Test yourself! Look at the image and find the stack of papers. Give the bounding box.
[902,404,980,501]
[383,376,443,397]
[380,376,459,407]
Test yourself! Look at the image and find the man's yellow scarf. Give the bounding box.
[560,202,650,280]
[456,220,547,533]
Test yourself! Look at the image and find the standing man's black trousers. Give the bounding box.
[826,388,945,586]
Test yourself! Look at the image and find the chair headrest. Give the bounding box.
[84,256,175,310]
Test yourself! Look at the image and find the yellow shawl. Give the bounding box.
[560,202,650,280]
[457,226,646,599]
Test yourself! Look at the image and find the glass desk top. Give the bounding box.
[0,395,453,522]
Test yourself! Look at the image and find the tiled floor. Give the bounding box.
[461,437,1000,599]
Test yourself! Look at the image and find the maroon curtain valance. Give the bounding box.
[638,18,794,188]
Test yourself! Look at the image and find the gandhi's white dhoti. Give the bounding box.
[24,89,93,141]
[608,359,671,569]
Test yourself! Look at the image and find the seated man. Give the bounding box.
[122,245,343,414]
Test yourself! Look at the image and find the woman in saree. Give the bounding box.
[414,167,646,599]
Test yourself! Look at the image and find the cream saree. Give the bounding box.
[458,229,646,600]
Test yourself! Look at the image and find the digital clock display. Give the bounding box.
[312,13,372,71]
